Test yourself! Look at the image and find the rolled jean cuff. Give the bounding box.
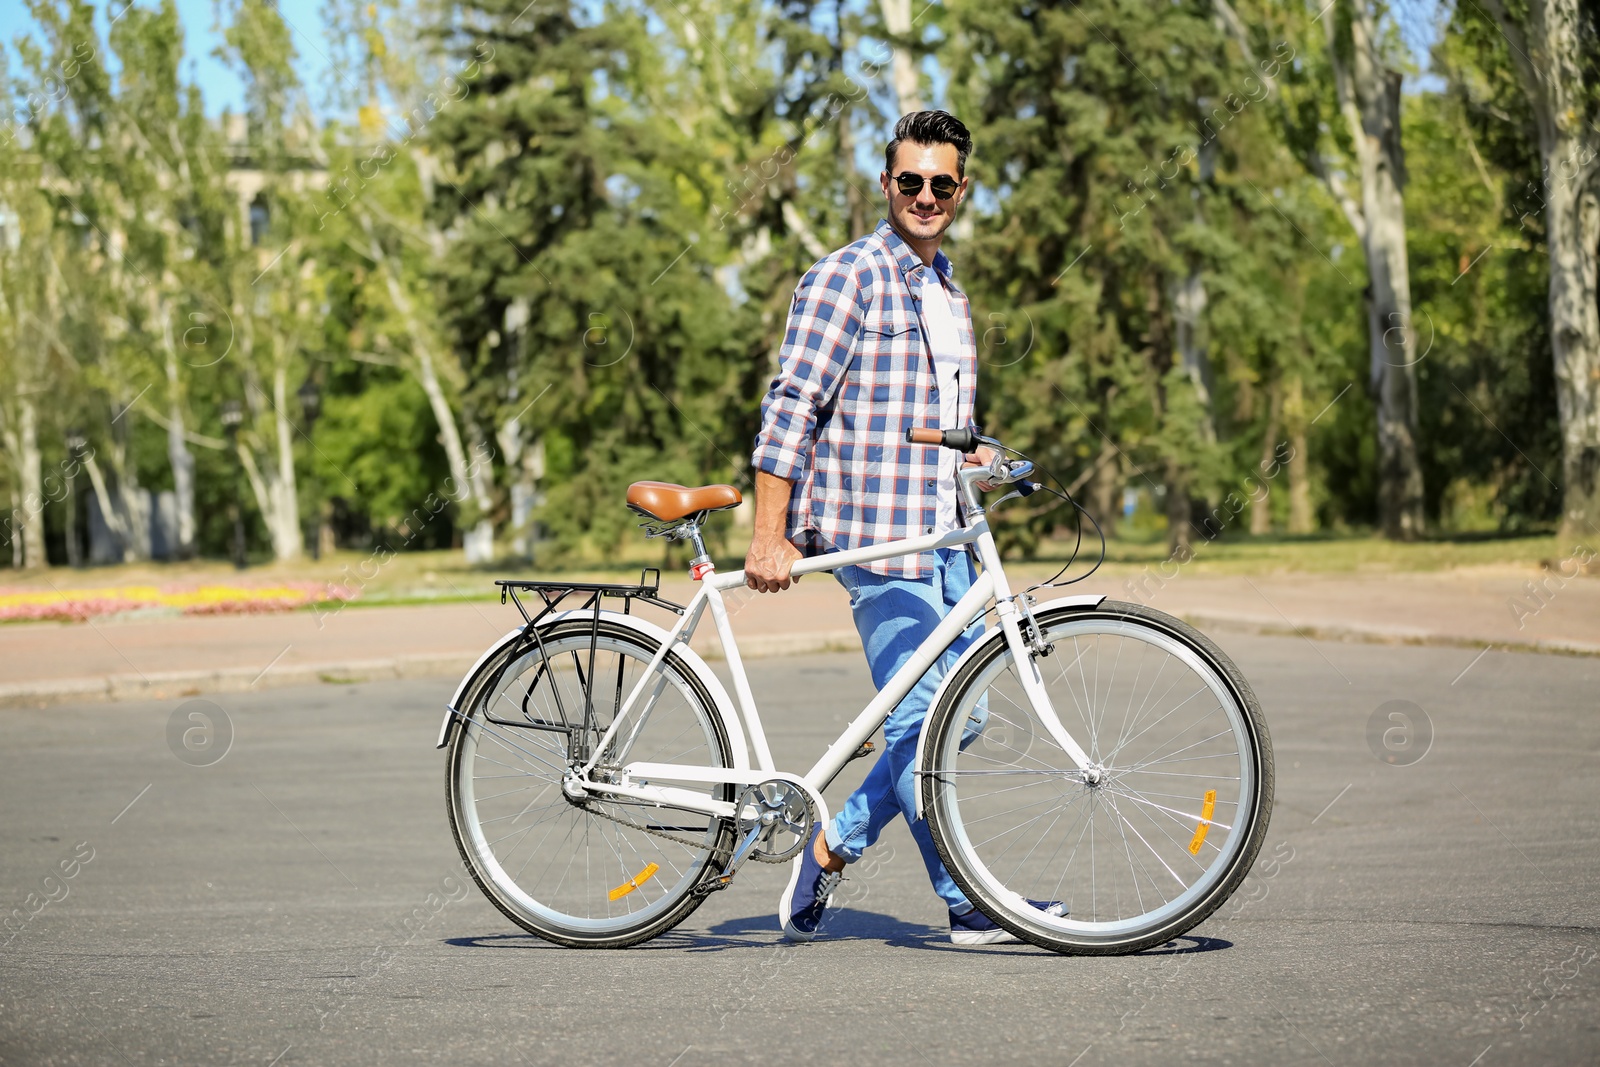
[823,821,861,862]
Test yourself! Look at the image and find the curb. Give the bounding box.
[0,653,481,709]
[2,618,1593,710]
[0,629,867,709]
[1177,611,1600,658]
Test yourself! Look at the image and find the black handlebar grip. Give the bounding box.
[941,428,977,452]
[905,427,977,452]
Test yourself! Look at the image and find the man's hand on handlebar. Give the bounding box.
[745,530,803,594]
[964,446,1000,492]
[905,427,1008,492]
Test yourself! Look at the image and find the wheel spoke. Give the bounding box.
[924,606,1270,953]
[450,625,731,945]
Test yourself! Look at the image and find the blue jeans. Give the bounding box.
[825,547,985,913]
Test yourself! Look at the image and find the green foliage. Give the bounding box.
[0,0,1578,572]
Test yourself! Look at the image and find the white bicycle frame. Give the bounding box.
[561,478,1103,827]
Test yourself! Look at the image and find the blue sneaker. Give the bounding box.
[949,900,1066,946]
[779,825,844,942]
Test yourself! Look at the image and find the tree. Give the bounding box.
[1474,0,1600,541]
[426,0,770,562]
[312,0,501,561]
[947,0,1245,554]
[219,0,317,562]
[0,112,50,568]
[1221,0,1426,539]
[107,0,211,559]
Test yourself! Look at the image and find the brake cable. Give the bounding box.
[989,444,1107,593]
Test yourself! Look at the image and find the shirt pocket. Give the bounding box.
[861,309,921,340]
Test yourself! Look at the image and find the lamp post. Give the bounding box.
[297,378,322,561]
[220,401,246,569]
[64,428,85,568]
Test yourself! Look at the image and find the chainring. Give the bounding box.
[734,780,814,862]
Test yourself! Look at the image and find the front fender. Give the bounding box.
[435,609,748,771]
[911,593,1105,818]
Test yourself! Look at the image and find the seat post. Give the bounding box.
[685,519,714,581]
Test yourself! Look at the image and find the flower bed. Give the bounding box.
[0,582,361,623]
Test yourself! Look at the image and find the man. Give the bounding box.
[746,111,1059,945]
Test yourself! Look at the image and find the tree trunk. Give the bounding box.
[1320,2,1425,540]
[840,114,869,237]
[462,421,496,564]
[1165,461,1192,556]
[80,450,129,562]
[7,487,18,568]
[1481,0,1600,540]
[366,221,497,562]
[0,398,45,568]
[108,411,151,563]
[1283,375,1313,533]
[1086,437,1121,540]
[64,472,80,567]
[237,362,301,563]
[1544,148,1600,539]
[878,0,922,113]
[16,396,43,568]
[161,305,196,559]
[508,438,544,562]
[1175,137,1218,447]
[1251,384,1280,535]
[269,365,302,561]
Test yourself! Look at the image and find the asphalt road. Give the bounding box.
[2,632,1597,1066]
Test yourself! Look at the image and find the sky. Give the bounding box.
[2,0,1446,119]
[1,0,335,115]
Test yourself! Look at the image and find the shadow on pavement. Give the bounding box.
[444,923,1232,957]
[1133,935,1233,955]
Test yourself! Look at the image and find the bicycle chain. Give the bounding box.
[576,794,802,864]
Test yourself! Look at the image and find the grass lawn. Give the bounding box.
[1018,530,1575,577]
[0,529,1578,613]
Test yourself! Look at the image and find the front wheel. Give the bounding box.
[921,600,1273,955]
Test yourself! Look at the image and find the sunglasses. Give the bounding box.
[890,172,961,200]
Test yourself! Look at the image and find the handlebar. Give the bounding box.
[905,426,1038,497]
[903,426,1104,586]
[905,426,977,451]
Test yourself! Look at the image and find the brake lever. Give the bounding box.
[989,480,1042,510]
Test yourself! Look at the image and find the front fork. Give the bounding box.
[993,595,1103,783]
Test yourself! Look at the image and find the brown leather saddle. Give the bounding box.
[625,481,742,524]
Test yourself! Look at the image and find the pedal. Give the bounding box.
[692,874,735,897]
[848,741,875,762]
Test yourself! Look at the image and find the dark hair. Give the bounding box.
[884,110,972,178]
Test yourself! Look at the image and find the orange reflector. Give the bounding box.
[1188,790,1217,855]
[608,862,660,901]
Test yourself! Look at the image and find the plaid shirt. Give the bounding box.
[752,219,977,578]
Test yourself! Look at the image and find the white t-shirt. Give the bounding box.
[919,270,964,536]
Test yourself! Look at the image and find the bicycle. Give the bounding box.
[439,428,1274,954]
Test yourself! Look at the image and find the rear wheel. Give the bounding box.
[446,620,736,947]
[921,600,1273,954]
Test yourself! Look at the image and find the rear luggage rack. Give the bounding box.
[484,570,687,758]
[495,568,685,628]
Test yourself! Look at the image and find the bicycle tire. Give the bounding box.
[446,618,736,948]
[921,599,1273,955]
